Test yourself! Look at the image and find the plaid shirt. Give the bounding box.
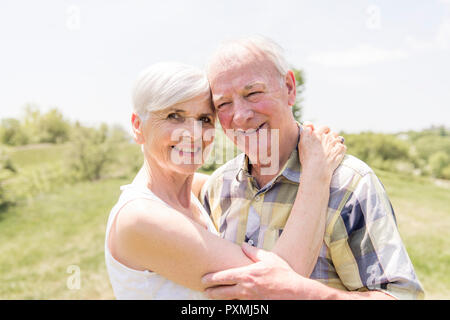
[200,145,425,300]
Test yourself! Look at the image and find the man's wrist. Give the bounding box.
[292,278,350,300]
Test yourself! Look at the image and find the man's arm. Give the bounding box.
[202,242,395,300]
[327,170,424,300]
[203,167,424,300]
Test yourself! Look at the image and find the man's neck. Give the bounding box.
[250,121,299,188]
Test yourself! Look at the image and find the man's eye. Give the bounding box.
[217,102,230,109]
[247,91,262,97]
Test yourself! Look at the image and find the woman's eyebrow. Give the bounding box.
[159,108,186,114]
[198,113,214,117]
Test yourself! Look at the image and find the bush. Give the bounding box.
[67,123,128,181]
[22,106,71,144]
[441,165,450,180]
[0,118,29,146]
[344,133,411,166]
[0,147,16,208]
[428,151,450,179]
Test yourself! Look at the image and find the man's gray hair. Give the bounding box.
[206,35,290,77]
[132,62,210,120]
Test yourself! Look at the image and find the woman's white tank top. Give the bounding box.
[104,182,219,300]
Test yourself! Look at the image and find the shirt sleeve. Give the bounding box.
[329,171,425,300]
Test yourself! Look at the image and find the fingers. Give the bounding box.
[241,242,267,262]
[202,268,242,287]
[331,143,347,162]
[315,125,330,135]
[302,121,314,130]
[204,285,240,300]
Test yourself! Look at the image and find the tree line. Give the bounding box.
[0,105,448,210]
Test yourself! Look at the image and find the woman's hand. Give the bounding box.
[299,122,346,181]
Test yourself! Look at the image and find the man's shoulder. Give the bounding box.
[328,154,379,199]
[333,154,374,182]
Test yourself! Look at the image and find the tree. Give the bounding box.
[67,123,127,181]
[429,151,450,179]
[291,68,305,122]
[0,118,29,146]
[22,106,71,144]
[0,147,16,208]
[38,108,71,143]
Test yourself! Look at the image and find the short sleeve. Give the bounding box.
[329,172,425,300]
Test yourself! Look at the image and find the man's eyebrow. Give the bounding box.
[212,94,226,102]
[244,82,266,90]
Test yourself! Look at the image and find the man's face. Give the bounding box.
[208,54,296,164]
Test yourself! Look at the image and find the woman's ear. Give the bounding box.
[131,113,145,144]
[285,70,297,106]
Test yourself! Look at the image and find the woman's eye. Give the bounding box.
[200,117,211,124]
[167,113,181,120]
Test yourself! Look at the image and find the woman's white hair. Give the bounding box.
[206,35,290,78]
[132,62,210,120]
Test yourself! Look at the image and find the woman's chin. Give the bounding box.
[170,162,203,175]
[169,147,207,170]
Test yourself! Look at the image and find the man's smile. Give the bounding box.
[235,122,268,137]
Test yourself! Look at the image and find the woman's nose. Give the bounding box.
[178,118,203,141]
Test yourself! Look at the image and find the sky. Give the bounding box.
[1,0,449,134]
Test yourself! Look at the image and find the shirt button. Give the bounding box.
[254,195,261,202]
[248,239,254,246]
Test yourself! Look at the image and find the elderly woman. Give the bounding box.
[104,62,346,299]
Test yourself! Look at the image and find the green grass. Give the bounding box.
[0,177,124,299]
[8,143,70,169]
[375,169,450,299]
[0,144,449,299]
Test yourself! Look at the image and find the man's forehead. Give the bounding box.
[211,75,268,99]
[210,66,279,99]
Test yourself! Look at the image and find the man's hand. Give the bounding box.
[202,242,397,300]
[202,242,311,300]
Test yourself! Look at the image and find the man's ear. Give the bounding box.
[131,113,145,144]
[285,70,297,106]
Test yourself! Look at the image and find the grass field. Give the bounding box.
[0,144,449,299]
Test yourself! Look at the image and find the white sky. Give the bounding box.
[1,0,449,133]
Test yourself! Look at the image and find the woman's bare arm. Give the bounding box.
[272,126,346,276]
[112,198,252,291]
[111,125,345,291]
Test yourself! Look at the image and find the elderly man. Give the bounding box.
[199,36,424,300]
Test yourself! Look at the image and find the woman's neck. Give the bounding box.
[137,159,194,209]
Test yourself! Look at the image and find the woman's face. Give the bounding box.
[138,93,216,175]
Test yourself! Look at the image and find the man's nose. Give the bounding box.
[233,99,254,127]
